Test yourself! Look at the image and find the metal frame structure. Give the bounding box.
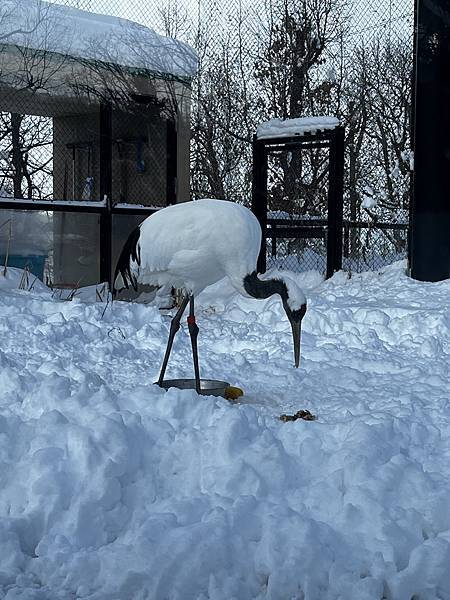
[410,0,450,281]
[252,126,345,278]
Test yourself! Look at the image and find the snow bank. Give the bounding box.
[1,262,450,599]
[257,116,340,139]
[1,0,197,79]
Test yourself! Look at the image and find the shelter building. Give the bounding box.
[0,0,197,287]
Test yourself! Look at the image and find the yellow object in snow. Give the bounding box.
[224,386,244,401]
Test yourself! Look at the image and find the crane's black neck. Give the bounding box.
[243,271,289,304]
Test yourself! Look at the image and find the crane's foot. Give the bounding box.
[188,297,201,394]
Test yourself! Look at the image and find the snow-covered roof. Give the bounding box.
[0,0,197,80]
[257,116,340,140]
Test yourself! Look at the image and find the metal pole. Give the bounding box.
[271,223,277,258]
[166,119,177,205]
[99,103,113,288]
[410,0,450,281]
[252,135,268,273]
[326,127,345,278]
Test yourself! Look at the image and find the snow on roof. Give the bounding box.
[1,0,197,79]
[257,116,340,139]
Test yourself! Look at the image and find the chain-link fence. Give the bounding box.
[0,0,414,286]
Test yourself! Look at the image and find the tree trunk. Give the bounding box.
[11,113,23,199]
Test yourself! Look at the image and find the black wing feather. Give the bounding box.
[114,226,141,294]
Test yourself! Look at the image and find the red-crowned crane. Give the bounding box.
[114,199,307,393]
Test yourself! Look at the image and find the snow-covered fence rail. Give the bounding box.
[266,216,409,275]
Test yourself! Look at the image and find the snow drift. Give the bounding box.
[0,262,450,599]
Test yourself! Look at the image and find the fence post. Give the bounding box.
[166,118,177,205]
[343,221,350,259]
[99,102,113,288]
[410,0,450,281]
[252,134,267,273]
[271,222,277,258]
[326,126,345,278]
[252,134,268,273]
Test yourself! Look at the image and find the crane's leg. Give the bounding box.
[187,296,201,394]
[157,294,190,386]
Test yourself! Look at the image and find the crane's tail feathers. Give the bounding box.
[113,226,141,296]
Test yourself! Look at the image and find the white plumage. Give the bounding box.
[117,199,262,297]
[114,198,307,387]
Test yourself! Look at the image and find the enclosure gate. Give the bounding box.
[252,126,344,278]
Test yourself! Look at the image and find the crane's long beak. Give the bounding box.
[290,318,302,368]
[288,304,307,368]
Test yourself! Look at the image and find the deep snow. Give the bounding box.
[1,262,450,599]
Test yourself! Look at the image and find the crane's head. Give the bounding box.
[265,272,307,367]
[243,271,307,367]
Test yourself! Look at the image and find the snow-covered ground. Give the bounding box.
[1,262,450,600]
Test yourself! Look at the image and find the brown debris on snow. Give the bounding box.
[279,410,317,422]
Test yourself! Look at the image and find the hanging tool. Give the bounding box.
[66,141,94,201]
[113,136,147,204]
[81,144,94,200]
[63,159,68,200]
[116,140,127,203]
[71,145,76,200]
[135,138,146,173]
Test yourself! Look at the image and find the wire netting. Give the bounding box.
[0,0,414,283]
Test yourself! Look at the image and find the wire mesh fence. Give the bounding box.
[343,209,409,273]
[0,0,414,285]
[267,234,328,273]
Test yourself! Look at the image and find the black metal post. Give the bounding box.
[99,103,113,287]
[252,135,268,273]
[326,127,345,278]
[410,0,450,281]
[271,223,277,257]
[166,119,177,205]
[343,222,350,259]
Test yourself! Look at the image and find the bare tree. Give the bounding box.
[336,34,412,260]
[0,112,52,199]
[188,0,257,201]
[254,0,345,119]
[191,34,254,200]
[253,0,346,214]
[357,38,412,213]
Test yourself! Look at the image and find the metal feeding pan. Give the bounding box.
[158,378,230,398]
